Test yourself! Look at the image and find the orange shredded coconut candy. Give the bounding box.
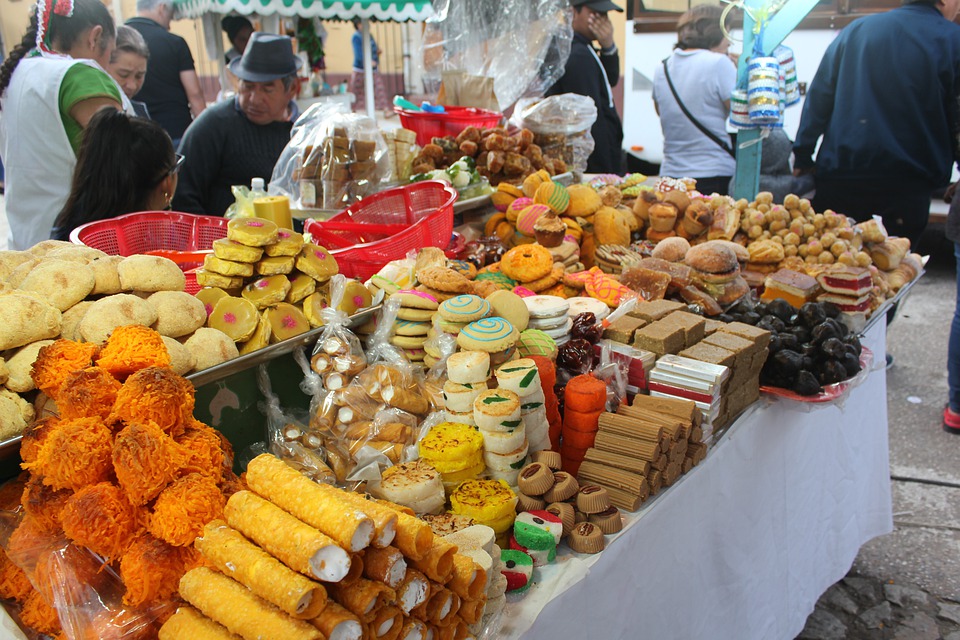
[110,367,194,438]
[60,482,141,561]
[30,339,99,398]
[18,417,60,466]
[174,421,225,482]
[113,420,186,506]
[120,534,201,607]
[96,325,171,380]
[19,590,61,637]
[147,473,225,547]
[56,367,122,422]
[0,551,34,603]
[23,417,114,492]
[21,474,71,533]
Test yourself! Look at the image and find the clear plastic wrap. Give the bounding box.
[270,102,390,211]
[511,94,598,173]
[418,0,573,111]
[309,275,368,394]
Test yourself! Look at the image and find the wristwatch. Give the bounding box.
[600,44,617,56]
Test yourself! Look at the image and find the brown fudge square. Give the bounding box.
[630,299,685,322]
[702,332,757,360]
[603,315,647,344]
[632,320,686,356]
[719,322,772,351]
[665,311,706,348]
[703,319,725,336]
[678,342,736,369]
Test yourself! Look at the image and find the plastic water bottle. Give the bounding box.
[250,177,268,200]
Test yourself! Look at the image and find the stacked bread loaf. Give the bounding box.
[160,453,489,640]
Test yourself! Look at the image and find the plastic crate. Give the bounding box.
[70,211,228,293]
[395,106,503,146]
[303,181,458,281]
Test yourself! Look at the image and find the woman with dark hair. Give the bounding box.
[52,108,180,241]
[0,0,128,249]
[222,15,254,64]
[108,24,151,118]
[652,4,737,195]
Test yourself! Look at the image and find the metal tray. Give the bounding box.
[186,304,380,387]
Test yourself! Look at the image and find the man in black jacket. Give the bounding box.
[547,0,624,174]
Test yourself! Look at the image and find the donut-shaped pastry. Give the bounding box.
[457,317,518,353]
[534,181,570,215]
[227,216,279,247]
[241,274,291,309]
[505,197,534,223]
[515,204,551,237]
[500,245,553,282]
[439,294,491,323]
[208,296,259,342]
[295,243,339,282]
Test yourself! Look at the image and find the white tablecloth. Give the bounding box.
[500,321,893,640]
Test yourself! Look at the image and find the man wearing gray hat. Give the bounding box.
[173,32,302,216]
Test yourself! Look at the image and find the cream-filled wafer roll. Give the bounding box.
[245,454,375,552]
[196,521,327,619]
[339,552,365,584]
[457,597,485,626]
[494,359,540,397]
[426,586,460,626]
[225,491,352,583]
[159,605,241,640]
[369,605,403,639]
[327,577,396,622]
[433,620,457,640]
[374,497,417,517]
[400,617,428,640]
[320,487,400,549]
[381,383,430,415]
[179,567,322,640]
[442,380,486,413]
[408,535,457,584]
[397,568,430,614]
[311,601,363,640]
[480,424,526,455]
[362,545,408,589]
[375,501,435,561]
[452,618,474,640]
[447,555,487,601]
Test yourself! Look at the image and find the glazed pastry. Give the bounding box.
[265,229,305,257]
[242,275,291,309]
[500,245,554,282]
[296,243,339,282]
[227,216,279,247]
[208,296,260,342]
[392,290,439,310]
[264,303,311,342]
[486,290,530,332]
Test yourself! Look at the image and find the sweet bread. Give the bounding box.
[500,245,554,282]
[593,207,631,246]
[648,202,679,233]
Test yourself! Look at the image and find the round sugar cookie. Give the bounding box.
[242,275,291,309]
[506,197,534,223]
[390,334,427,349]
[396,306,435,322]
[526,313,569,330]
[208,296,259,342]
[512,286,536,298]
[392,289,439,310]
[394,320,430,336]
[500,245,553,282]
[447,260,478,279]
[523,295,570,319]
[517,329,558,359]
[534,181,571,214]
[515,204,551,237]
[474,271,517,291]
[403,348,426,362]
[500,549,534,592]
[227,217,279,247]
[540,319,572,340]
[438,319,467,334]
[486,290,529,332]
[439,294,491,323]
[457,317,518,353]
[295,243,339,282]
[566,296,610,321]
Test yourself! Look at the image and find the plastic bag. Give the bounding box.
[418,0,573,110]
[270,101,390,210]
[511,94,598,173]
[309,275,368,393]
[224,184,257,219]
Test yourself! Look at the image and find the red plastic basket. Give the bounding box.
[395,106,503,146]
[303,181,458,281]
[70,211,228,293]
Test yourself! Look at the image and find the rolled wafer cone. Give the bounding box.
[341,552,365,584]
[362,545,408,588]
[368,604,403,639]
[447,554,486,601]
[375,501,435,561]
[225,491,352,583]
[400,617,428,640]
[327,577,396,622]
[326,489,400,549]
[426,585,460,626]
[245,454,376,552]
[381,384,430,415]
[408,535,457,584]
[196,521,327,619]
[159,605,240,640]
[457,597,485,625]
[179,567,323,640]
[310,601,362,640]
[397,568,430,614]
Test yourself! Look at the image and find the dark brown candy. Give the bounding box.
[557,338,596,375]
[570,312,602,343]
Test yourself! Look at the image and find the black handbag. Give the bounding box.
[662,58,736,159]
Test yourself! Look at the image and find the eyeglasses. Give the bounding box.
[170,153,185,176]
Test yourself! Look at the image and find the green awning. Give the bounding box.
[174,0,433,21]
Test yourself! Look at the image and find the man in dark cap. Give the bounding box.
[546,0,624,174]
[172,32,302,215]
